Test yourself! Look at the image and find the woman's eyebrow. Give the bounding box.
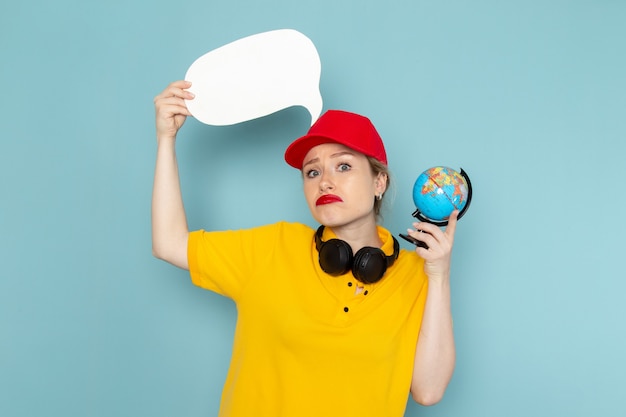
[302,151,356,169]
[302,157,319,168]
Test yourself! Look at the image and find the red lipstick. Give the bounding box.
[316,194,343,206]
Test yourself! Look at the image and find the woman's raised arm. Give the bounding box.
[151,81,195,270]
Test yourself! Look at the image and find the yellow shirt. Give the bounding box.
[188,221,428,417]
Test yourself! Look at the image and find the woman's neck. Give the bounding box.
[327,220,382,253]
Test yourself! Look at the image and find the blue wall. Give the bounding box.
[2,1,625,416]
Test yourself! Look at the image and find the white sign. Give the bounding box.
[185,29,323,126]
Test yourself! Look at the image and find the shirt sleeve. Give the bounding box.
[187,224,283,301]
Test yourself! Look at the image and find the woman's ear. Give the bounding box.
[375,172,388,195]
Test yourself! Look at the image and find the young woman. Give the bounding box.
[152,80,457,417]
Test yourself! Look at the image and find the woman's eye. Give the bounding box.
[306,169,320,178]
[338,163,351,172]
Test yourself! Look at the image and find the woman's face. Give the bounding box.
[301,142,387,229]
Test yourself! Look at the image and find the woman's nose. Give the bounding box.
[319,173,334,192]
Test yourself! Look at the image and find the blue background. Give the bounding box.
[2,0,625,416]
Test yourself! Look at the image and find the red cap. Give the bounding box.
[284,110,387,169]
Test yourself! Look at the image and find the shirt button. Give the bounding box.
[343,307,349,312]
[364,290,369,295]
[348,282,353,287]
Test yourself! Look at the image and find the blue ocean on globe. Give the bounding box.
[412,166,469,221]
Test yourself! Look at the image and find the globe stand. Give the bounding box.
[399,168,473,248]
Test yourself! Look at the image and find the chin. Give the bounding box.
[312,207,374,229]
[310,212,340,228]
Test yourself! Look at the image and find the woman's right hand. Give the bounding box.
[153,80,195,141]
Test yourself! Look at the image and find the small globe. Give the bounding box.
[412,166,471,224]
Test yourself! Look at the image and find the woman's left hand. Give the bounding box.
[404,210,458,282]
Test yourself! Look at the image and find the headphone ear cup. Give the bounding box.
[318,238,353,276]
[352,248,388,284]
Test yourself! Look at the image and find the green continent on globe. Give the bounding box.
[421,167,466,204]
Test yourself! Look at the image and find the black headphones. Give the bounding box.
[314,225,400,284]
